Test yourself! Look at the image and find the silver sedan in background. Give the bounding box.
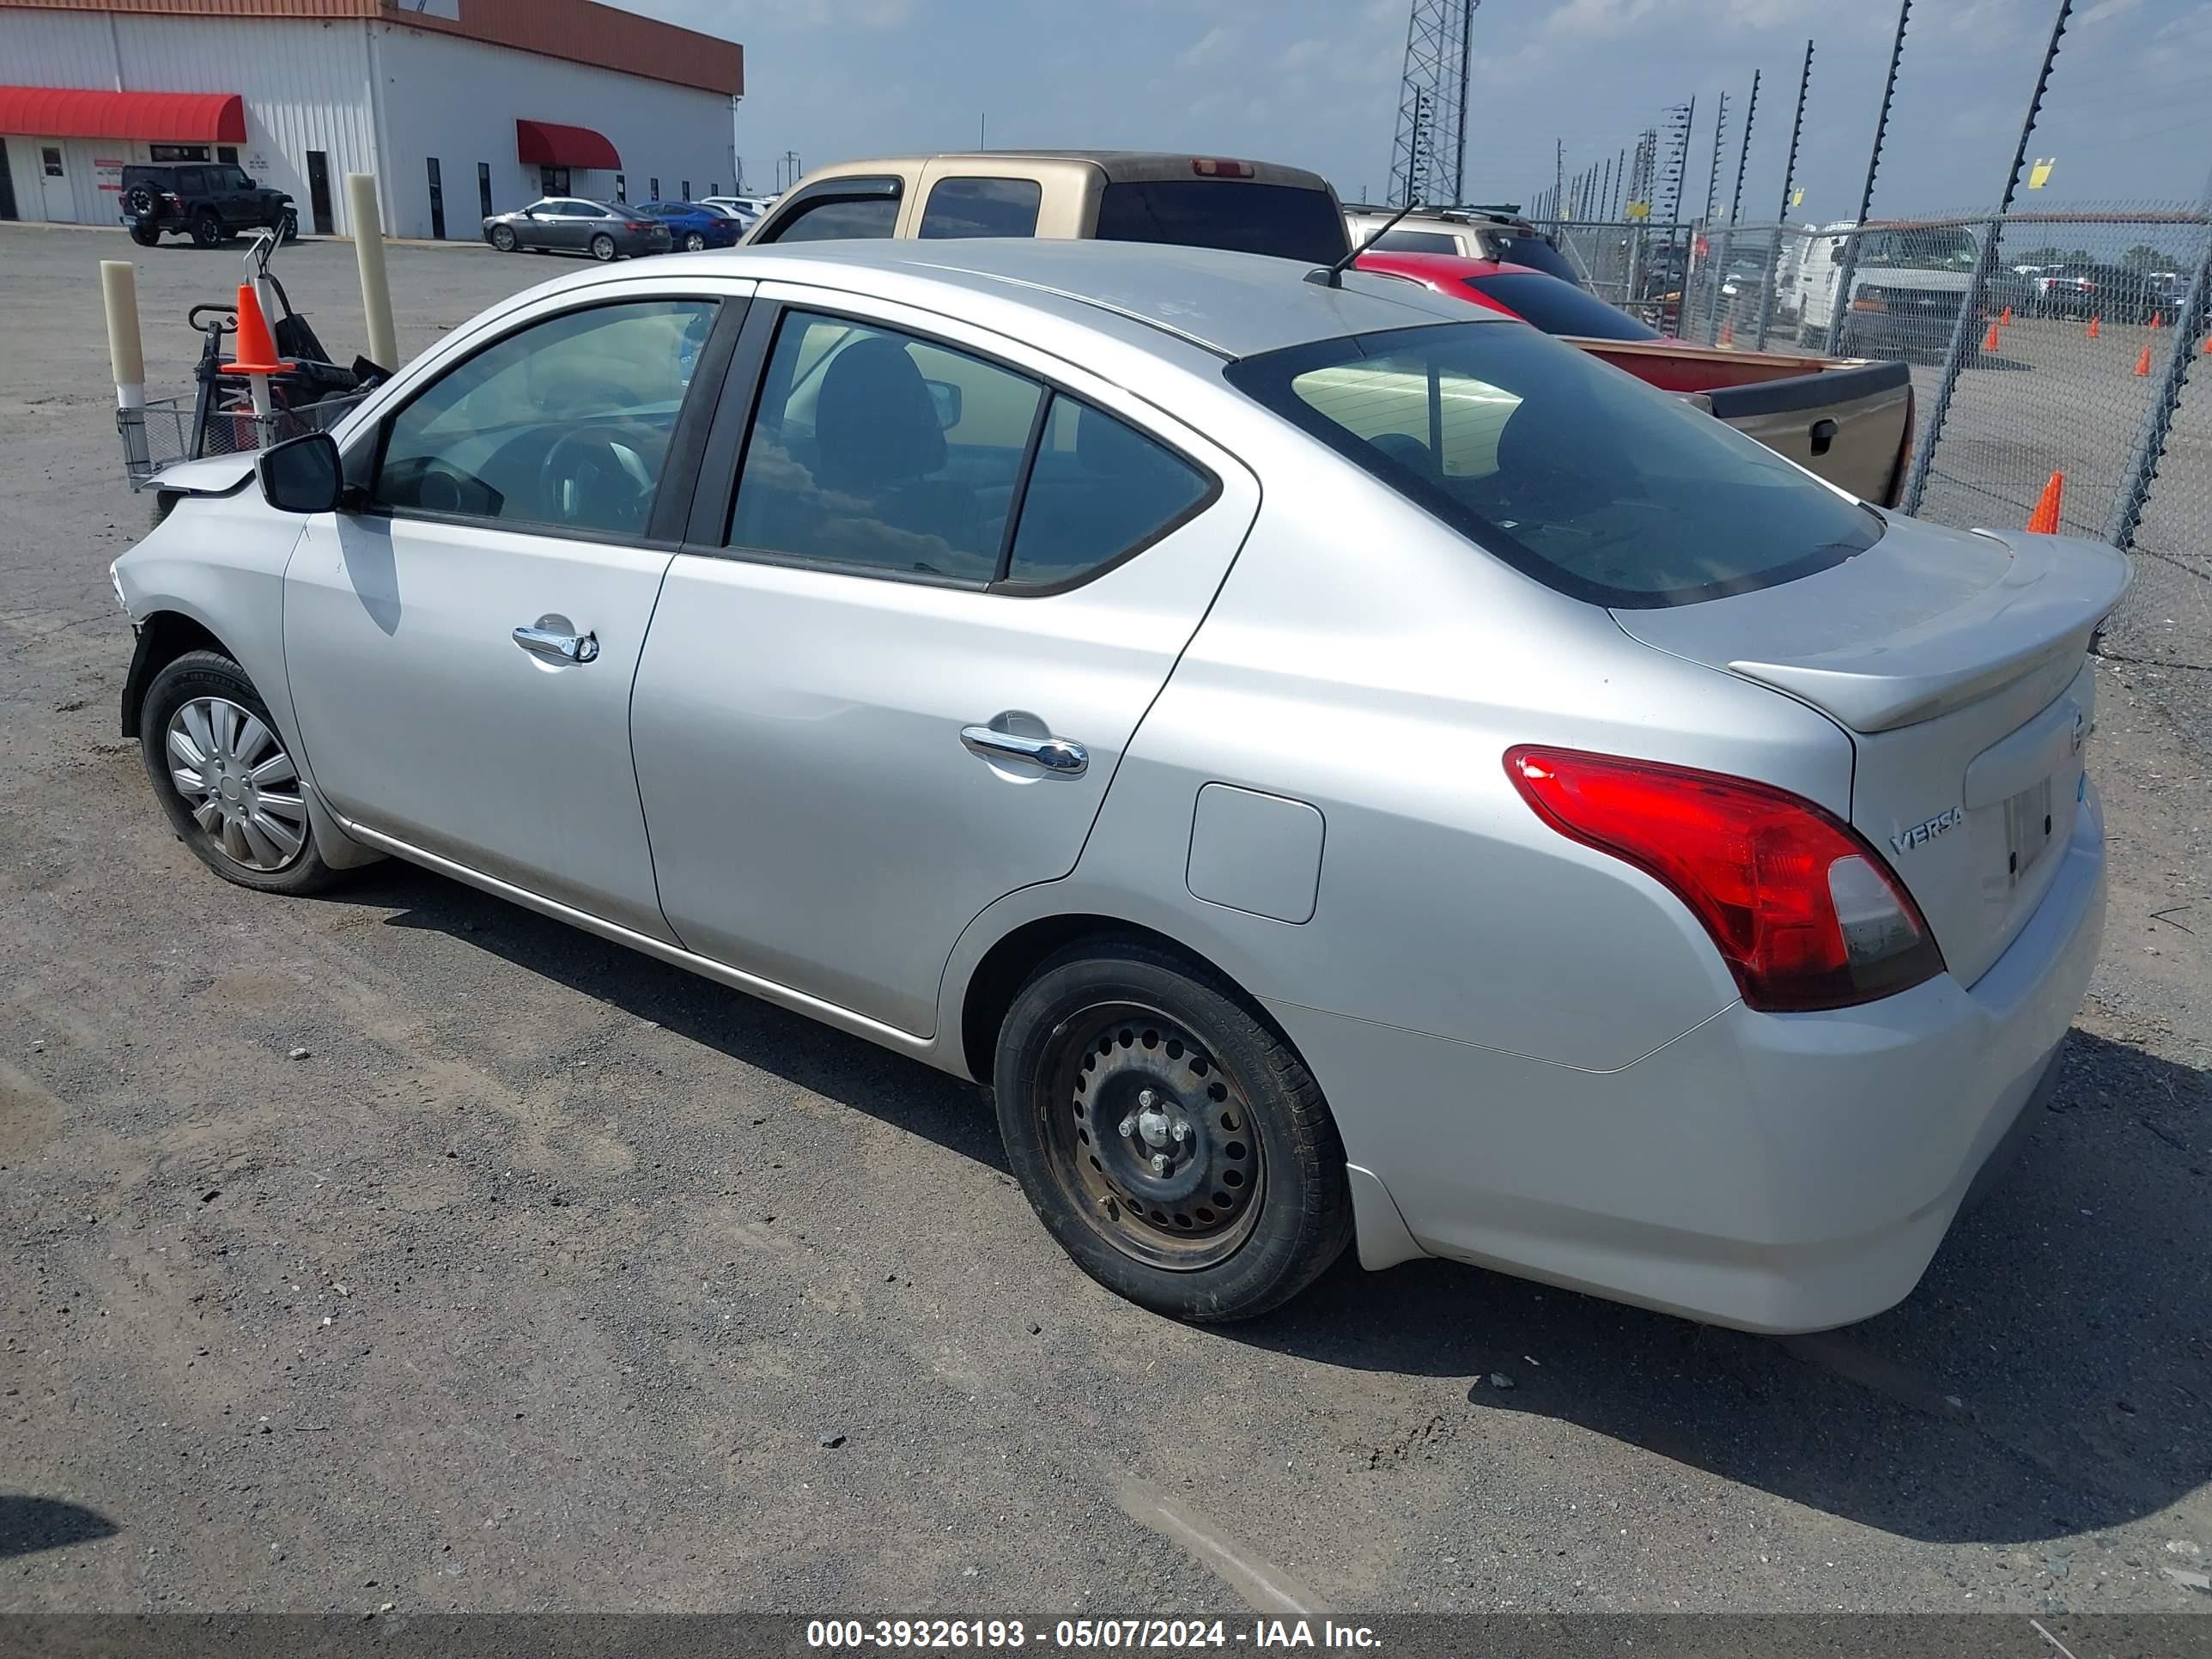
[481,197,673,261]
[113,240,2124,1330]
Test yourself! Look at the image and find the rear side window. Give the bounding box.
[1004,396,1212,588]
[729,312,1043,581]
[1226,322,1881,608]
[1369,228,1459,255]
[757,182,900,244]
[1463,274,1659,341]
[920,177,1042,239]
[1094,180,1346,264]
[1493,234,1583,285]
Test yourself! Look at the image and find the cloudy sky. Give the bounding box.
[641,0,2209,222]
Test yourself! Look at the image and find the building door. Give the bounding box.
[38,144,72,222]
[426,157,446,239]
[0,145,16,221]
[477,161,492,220]
[538,165,569,196]
[305,151,334,235]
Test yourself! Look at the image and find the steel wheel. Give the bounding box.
[1038,1001,1265,1272]
[164,696,308,873]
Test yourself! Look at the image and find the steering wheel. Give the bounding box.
[536,422,660,532]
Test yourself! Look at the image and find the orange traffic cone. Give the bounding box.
[1719,319,1735,346]
[2149,310,2162,330]
[1999,305,2013,325]
[2086,315,2101,339]
[2134,344,2154,375]
[222,283,291,376]
[2026,471,2064,535]
[1983,321,2002,352]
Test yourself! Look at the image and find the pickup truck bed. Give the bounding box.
[1571,339,1916,507]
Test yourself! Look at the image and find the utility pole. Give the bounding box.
[1389,0,1482,206]
[1754,39,1814,349]
[1704,92,1729,221]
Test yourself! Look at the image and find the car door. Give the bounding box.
[283,282,744,935]
[629,289,1258,1036]
[522,200,571,252]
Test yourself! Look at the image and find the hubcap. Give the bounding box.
[1039,1003,1263,1271]
[165,696,308,873]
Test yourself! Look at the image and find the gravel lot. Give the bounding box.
[3,223,2209,1620]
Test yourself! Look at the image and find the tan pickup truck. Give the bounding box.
[742,150,1351,264]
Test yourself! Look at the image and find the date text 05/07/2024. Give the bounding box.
[805,1618,1382,1650]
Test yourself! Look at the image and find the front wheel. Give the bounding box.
[141,650,337,896]
[490,224,517,252]
[993,940,1353,1322]
[588,233,617,262]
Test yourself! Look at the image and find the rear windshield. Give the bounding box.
[1464,273,1660,341]
[1225,321,1882,608]
[1491,233,1583,286]
[1094,181,1348,264]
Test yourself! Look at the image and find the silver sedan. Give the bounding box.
[113,240,2124,1329]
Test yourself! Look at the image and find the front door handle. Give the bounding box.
[513,623,599,664]
[961,724,1088,776]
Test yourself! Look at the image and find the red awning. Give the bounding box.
[0,86,245,144]
[515,119,621,171]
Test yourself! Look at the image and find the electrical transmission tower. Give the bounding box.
[1388,0,1480,207]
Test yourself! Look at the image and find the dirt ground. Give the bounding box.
[2,223,2209,1619]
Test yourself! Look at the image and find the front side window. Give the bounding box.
[374,299,717,536]
[758,184,901,244]
[920,177,1042,239]
[728,312,1042,581]
[1227,321,1881,607]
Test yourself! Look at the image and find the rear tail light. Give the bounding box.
[624,220,648,231]
[1505,747,1944,1012]
[1190,157,1255,179]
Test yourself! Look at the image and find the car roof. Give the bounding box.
[526,238,1478,359]
[800,151,1333,190]
[1354,249,1539,281]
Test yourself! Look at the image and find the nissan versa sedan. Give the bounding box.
[113,240,2124,1329]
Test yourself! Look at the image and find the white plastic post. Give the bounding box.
[346,172,399,371]
[101,259,152,477]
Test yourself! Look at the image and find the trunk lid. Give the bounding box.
[1613,515,2130,986]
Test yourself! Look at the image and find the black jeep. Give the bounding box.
[120,162,296,249]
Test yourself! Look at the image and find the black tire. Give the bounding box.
[992,939,1353,1322]
[589,233,617,262]
[191,210,224,249]
[273,210,298,243]
[128,223,162,247]
[490,224,517,252]
[683,230,706,252]
[140,650,337,897]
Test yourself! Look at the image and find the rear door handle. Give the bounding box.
[961,724,1088,776]
[513,623,599,664]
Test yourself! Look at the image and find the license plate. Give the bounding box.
[2003,777,2056,885]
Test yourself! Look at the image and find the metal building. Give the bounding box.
[0,0,744,240]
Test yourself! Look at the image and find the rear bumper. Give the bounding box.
[1276,781,2106,1334]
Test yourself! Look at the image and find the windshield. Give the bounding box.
[1094,181,1348,264]
[1865,228,1978,270]
[1463,273,1659,341]
[1225,321,1882,608]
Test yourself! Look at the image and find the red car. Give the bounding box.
[1353,248,1664,341]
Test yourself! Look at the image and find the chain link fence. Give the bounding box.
[1537,205,2211,712]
